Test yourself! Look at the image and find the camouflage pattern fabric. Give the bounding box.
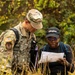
[0,30,15,75]
[0,22,36,75]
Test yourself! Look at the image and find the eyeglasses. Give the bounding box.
[47,37,58,41]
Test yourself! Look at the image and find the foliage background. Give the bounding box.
[0,0,75,56]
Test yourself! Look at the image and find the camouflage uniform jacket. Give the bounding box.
[0,22,36,73]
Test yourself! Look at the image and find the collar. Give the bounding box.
[18,22,29,37]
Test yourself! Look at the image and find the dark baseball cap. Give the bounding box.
[46,27,60,38]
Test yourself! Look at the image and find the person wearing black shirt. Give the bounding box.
[39,27,74,75]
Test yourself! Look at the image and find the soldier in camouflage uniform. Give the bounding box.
[0,9,43,75]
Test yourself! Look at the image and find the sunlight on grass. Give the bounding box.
[0,53,75,75]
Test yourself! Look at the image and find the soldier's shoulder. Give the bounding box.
[5,29,15,35]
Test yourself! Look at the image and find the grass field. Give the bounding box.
[0,52,75,75]
[0,66,75,75]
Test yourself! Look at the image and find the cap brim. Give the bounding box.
[46,34,59,38]
[30,22,43,29]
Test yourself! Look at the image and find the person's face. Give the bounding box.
[29,23,37,33]
[46,36,60,48]
[25,20,37,33]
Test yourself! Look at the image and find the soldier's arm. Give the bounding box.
[0,30,16,73]
[1,30,16,49]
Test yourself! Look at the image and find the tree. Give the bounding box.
[0,0,75,50]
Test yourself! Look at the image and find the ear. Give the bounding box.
[25,20,29,24]
[25,19,30,24]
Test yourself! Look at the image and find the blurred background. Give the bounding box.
[0,0,75,58]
